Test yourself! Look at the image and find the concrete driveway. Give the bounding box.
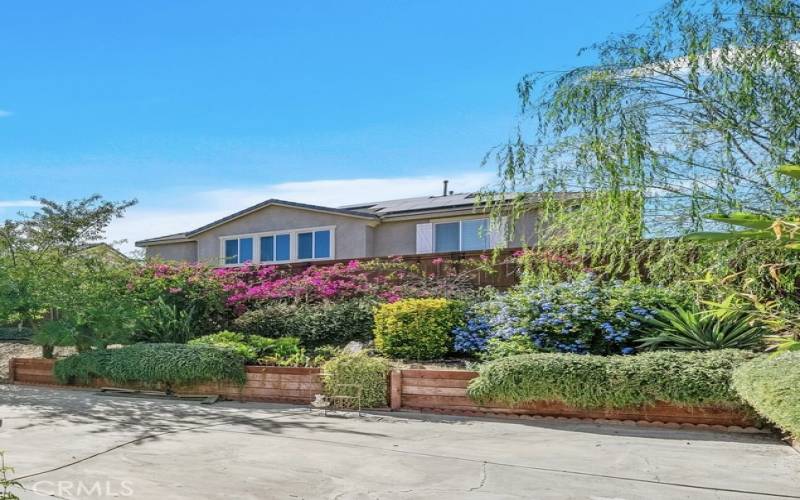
[0,385,798,500]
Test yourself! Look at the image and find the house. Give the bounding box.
[135,189,552,265]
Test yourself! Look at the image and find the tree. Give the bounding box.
[489,0,800,265]
[0,195,136,355]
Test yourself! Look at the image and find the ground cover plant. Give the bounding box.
[188,331,305,365]
[467,350,756,409]
[733,352,800,439]
[54,343,246,387]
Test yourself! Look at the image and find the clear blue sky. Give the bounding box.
[0,1,665,251]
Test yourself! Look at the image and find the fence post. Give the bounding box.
[390,370,402,410]
[7,358,15,384]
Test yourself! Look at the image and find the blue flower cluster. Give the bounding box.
[452,275,681,357]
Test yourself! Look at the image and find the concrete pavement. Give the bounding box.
[0,385,798,499]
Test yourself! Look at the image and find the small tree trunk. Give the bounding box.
[42,344,54,359]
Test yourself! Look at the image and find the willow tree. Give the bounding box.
[488,0,800,279]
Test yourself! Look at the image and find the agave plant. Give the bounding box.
[636,306,766,351]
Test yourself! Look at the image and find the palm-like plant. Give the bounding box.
[636,306,766,351]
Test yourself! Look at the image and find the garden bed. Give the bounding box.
[9,358,757,427]
[392,369,755,427]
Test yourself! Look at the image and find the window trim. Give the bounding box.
[432,217,490,252]
[218,225,336,266]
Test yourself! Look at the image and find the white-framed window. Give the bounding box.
[219,226,335,266]
[223,237,254,264]
[434,218,490,252]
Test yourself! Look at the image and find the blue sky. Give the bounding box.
[0,1,665,252]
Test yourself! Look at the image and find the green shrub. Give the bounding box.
[133,297,198,344]
[0,327,32,341]
[54,343,246,387]
[322,353,390,408]
[373,298,465,359]
[292,299,376,347]
[232,303,298,338]
[468,350,756,409]
[733,352,800,439]
[483,335,539,361]
[233,299,375,348]
[188,331,304,365]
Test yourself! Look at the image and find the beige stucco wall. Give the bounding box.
[144,241,198,262]
[193,205,374,264]
[372,211,539,256]
[143,208,541,264]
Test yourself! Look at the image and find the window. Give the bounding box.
[461,219,489,251]
[223,237,253,264]
[297,229,331,260]
[221,226,333,265]
[275,234,290,261]
[259,233,291,262]
[434,219,490,252]
[434,222,460,252]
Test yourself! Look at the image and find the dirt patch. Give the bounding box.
[0,342,73,381]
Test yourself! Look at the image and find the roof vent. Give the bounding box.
[442,180,449,196]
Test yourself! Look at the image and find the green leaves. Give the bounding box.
[53,344,247,387]
[467,350,756,409]
[733,352,800,439]
[776,164,800,180]
[636,306,766,351]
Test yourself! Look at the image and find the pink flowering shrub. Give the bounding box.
[216,260,445,309]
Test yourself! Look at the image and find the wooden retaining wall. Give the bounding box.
[9,359,755,427]
[391,369,756,427]
[8,358,322,404]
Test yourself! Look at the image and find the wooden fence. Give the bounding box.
[10,359,756,428]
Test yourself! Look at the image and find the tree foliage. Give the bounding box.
[0,195,136,353]
[489,0,800,272]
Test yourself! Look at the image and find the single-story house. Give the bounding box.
[135,190,554,266]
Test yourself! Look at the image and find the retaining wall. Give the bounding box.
[9,359,755,427]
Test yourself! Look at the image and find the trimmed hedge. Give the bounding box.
[468,350,756,409]
[322,353,390,408]
[373,298,465,359]
[54,343,246,386]
[733,352,800,439]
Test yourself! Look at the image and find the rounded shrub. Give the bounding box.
[322,353,390,408]
[233,299,375,348]
[733,352,800,439]
[373,298,465,359]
